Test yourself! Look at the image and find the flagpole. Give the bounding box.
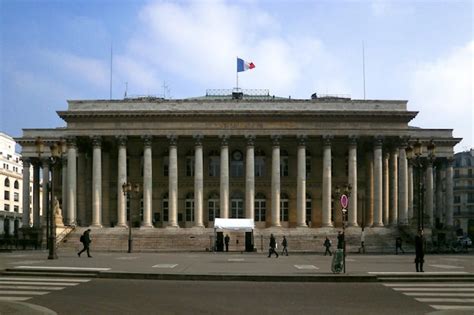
[236,56,239,90]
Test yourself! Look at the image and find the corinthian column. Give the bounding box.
[398,141,409,225]
[91,136,102,227]
[61,156,67,218]
[66,137,77,226]
[408,159,414,223]
[373,136,383,227]
[245,135,255,220]
[22,159,31,227]
[32,161,40,228]
[220,136,229,219]
[446,158,454,227]
[383,152,389,225]
[194,135,204,227]
[389,148,398,225]
[271,135,281,227]
[425,159,434,228]
[348,136,358,227]
[296,135,307,227]
[116,136,127,227]
[168,136,179,227]
[41,159,49,226]
[142,135,153,228]
[322,136,333,227]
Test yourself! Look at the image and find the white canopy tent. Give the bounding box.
[214,218,255,231]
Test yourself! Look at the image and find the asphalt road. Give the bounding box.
[26,279,434,315]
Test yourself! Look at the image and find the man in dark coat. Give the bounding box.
[324,236,332,256]
[337,231,345,249]
[281,235,288,256]
[415,229,425,272]
[78,229,92,258]
[224,234,230,252]
[268,234,279,258]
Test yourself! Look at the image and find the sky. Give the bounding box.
[1,0,472,152]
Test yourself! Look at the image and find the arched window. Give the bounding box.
[280,193,289,221]
[230,150,244,177]
[185,192,194,221]
[254,192,266,222]
[162,193,169,221]
[465,158,472,167]
[231,191,244,218]
[208,150,220,177]
[306,193,312,225]
[208,192,220,221]
[255,149,266,177]
[14,180,19,189]
[4,178,10,187]
[280,150,289,177]
[186,150,195,177]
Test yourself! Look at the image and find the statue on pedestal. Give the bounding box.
[53,196,64,227]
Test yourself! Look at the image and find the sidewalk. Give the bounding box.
[1,249,473,280]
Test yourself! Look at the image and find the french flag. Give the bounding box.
[237,58,255,72]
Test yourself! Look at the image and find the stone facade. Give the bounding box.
[453,149,474,237]
[16,94,461,233]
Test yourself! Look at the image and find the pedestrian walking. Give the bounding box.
[78,229,92,258]
[337,231,345,249]
[281,236,288,256]
[324,236,332,256]
[415,229,425,272]
[224,234,230,252]
[395,236,405,254]
[268,234,279,258]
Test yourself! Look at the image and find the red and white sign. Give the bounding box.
[340,194,349,209]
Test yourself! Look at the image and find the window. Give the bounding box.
[14,205,19,212]
[186,152,195,177]
[13,192,19,202]
[255,149,265,177]
[208,151,220,177]
[4,178,10,187]
[254,193,266,222]
[230,150,244,177]
[163,156,169,177]
[280,193,289,221]
[306,194,312,224]
[454,195,461,203]
[306,152,311,178]
[280,150,289,177]
[185,192,194,221]
[469,169,473,177]
[454,169,460,177]
[468,193,474,203]
[231,192,244,218]
[162,193,169,221]
[14,180,19,189]
[4,204,10,211]
[208,193,220,221]
[4,191,10,200]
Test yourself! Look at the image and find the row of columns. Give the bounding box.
[21,136,456,230]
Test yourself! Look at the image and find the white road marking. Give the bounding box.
[0,290,49,295]
[393,288,474,292]
[0,281,78,286]
[0,285,66,290]
[14,266,110,271]
[0,277,90,282]
[116,256,140,260]
[8,260,44,265]
[152,264,178,268]
[416,298,474,303]
[428,264,464,269]
[384,283,474,287]
[228,258,245,262]
[0,297,30,301]
[369,271,468,275]
[404,293,474,297]
[430,305,474,310]
[294,265,319,270]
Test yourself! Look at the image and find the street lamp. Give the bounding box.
[406,139,435,231]
[335,183,352,274]
[35,137,63,260]
[122,182,140,253]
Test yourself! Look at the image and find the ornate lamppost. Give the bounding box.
[335,183,352,274]
[122,182,140,253]
[35,137,63,260]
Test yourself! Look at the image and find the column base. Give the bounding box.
[348,223,359,227]
[140,223,153,228]
[193,224,205,228]
[296,224,308,228]
[372,223,384,227]
[321,223,333,228]
[90,224,103,228]
[165,224,180,228]
[115,224,128,228]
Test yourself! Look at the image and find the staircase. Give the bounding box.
[60,226,404,253]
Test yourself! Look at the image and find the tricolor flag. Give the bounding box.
[237,58,255,72]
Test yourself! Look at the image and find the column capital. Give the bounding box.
[66,136,77,147]
[91,136,102,147]
[271,135,281,146]
[193,134,203,146]
[398,136,410,148]
[116,135,127,147]
[348,135,358,146]
[446,156,455,167]
[373,135,383,147]
[21,158,31,168]
[219,135,229,146]
[297,135,307,146]
[167,135,178,146]
[246,135,255,146]
[41,158,50,167]
[323,135,333,146]
[142,135,153,147]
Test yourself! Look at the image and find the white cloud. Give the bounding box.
[409,41,473,152]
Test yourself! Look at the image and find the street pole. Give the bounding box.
[48,158,57,260]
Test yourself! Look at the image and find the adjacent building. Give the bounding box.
[15,91,461,236]
[453,149,474,238]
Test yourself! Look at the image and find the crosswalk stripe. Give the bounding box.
[0,281,78,286]
[0,277,90,282]
[0,290,49,295]
[384,283,474,287]
[0,285,66,290]
[416,298,474,303]
[0,297,30,301]
[14,266,110,271]
[430,305,474,310]
[404,292,474,297]
[392,288,474,292]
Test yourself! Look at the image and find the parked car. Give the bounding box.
[459,236,472,248]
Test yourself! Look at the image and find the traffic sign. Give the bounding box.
[340,194,349,209]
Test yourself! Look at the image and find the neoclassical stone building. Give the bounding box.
[17,92,461,234]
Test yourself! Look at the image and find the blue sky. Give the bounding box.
[1,0,472,151]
